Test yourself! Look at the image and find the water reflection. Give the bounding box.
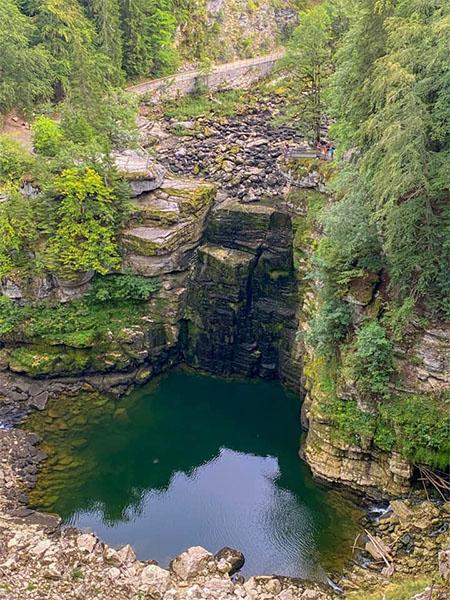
[28,370,361,578]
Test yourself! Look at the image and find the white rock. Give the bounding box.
[244,577,258,593]
[104,547,119,562]
[300,591,322,600]
[108,567,121,580]
[76,533,97,553]
[203,577,235,598]
[141,564,172,597]
[30,538,52,557]
[277,590,296,600]
[186,583,203,599]
[439,549,450,580]
[170,546,216,581]
[117,543,136,564]
[266,579,282,595]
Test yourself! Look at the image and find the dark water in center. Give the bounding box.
[29,370,360,579]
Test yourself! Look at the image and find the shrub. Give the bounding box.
[46,167,121,278]
[379,395,450,469]
[0,187,36,277]
[0,135,34,184]
[90,274,160,303]
[322,397,377,447]
[306,298,352,358]
[349,321,394,399]
[32,116,63,157]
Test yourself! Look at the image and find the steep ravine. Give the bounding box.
[0,92,449,599]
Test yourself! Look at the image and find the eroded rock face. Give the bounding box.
[301,317,450,499]
[184,199,299,381]
[302,419,412,499]
[0,172,215,423]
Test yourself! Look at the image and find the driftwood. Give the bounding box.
[417,465,450,501]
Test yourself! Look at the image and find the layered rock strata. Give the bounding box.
[185,199,299,383]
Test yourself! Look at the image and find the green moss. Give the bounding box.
[269,270,290,281]
[9,345,91,376]
[121,233,159,256]
[132,205,179,225]
[347,574,444,600]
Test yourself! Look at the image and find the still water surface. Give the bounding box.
[30,370,359,579]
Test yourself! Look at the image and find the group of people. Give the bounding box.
[317,140,335,160]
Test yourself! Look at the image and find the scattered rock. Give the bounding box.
[77,533,98,553]
[141,564,172,596]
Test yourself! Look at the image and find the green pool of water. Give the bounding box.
[29,370,360,579]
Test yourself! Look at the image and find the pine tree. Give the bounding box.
[146,0,178,76]
[278,4,334,142]
[89,0,124,83]
[329,0,450,316]
[34,0,109,104]
[0,0,53,113]
[119,0,152,79]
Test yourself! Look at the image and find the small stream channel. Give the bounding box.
[27,369,361,580]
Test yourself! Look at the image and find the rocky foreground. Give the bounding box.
[1,426,449,600]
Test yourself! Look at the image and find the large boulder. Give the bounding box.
[170,546,217,581]
[140,564,172,597]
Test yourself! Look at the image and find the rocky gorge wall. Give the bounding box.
[289,172,450,499]
[0,93,305,426]
[1,87,450,600]
[1,86,449,504]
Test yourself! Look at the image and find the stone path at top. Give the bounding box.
[127,50,285,98]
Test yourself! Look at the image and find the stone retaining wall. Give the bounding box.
[128,51,284,102]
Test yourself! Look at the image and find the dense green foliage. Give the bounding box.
[0,136,35,184]
[0,187,36,277]
[291,1,450,472]
[324,392,450,470]
[278,3,334,142]
[46,167,122,276]
[0,274,160,343]
[0,0,236,111]
[0,134,131,280]
[0,0,53,114]
[349,321,393,399]
[329,0,450,318]
[32,117,64,157]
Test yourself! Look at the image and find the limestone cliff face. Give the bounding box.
[301,293,450,499]
[184,198,300,385]
[290,161,450,499]
[0,155,217,424]
[0,142,301,424]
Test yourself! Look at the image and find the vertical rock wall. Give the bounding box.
[184,198,300,387]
